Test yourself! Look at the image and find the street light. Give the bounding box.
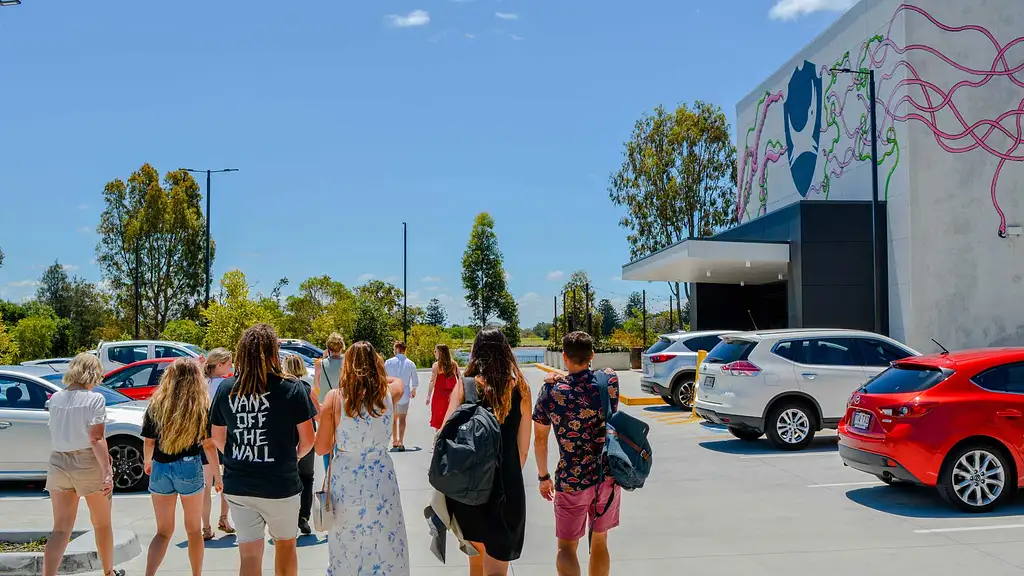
[0,1,23,7]
[831,67,882,335]
[182,168,239,309]
[402,222,408,344]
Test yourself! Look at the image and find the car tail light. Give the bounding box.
[880,401,938,419]
[649,354,673,364]
[722,360,761,377]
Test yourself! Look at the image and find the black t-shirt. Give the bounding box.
[210,373,317,498]
[141,408,207,464]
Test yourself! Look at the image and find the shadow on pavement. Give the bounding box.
[845,485,1024,518]
[642,405,692,414]
[177,534,237,549]
[698,436,839,455]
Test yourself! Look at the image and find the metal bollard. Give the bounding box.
[688,350,708,419]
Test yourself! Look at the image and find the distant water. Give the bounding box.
[453,348,544,364]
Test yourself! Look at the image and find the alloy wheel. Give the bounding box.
[952,449,1005,508]
[776,408,810,445]
[110,442,145,491]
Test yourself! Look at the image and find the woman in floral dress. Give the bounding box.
[315,341,409,576]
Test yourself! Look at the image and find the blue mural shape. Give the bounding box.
[784,60,823,198]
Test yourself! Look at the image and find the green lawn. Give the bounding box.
[518,337,550,348]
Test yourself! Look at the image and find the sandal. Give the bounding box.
[218,515,235,534]
[203,526,214,541]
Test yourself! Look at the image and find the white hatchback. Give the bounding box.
[693,329,920,450]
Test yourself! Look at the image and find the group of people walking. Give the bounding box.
[42,324,623,576]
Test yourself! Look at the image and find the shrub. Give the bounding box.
[405,325,456,368]
[13,315,58,362]
[162,319,206,347]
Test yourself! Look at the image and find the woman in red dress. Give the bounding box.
[426,344,460,430]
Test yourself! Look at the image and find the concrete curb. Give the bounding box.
[534,363,667,407]
[0,529,141,575]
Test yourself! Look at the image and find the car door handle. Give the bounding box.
[997,410,1022,418]
[801,372,817,380]
[0,422,11,429]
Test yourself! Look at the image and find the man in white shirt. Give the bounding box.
[384,340,418,451]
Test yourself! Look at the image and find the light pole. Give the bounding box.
[402,222,408,344]
[0,1,23,6]
[182,168,238,309]
[831,67,882,335]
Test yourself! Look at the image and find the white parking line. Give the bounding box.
[740,452,838,459]
[807,481,882,488]
[914,524,1024,534]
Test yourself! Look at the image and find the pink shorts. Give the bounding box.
[554,479,621,541]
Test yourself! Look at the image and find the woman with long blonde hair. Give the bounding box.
[201,347,234,539]
[315,341,409,575]
[442,327,532,576]
[43,353,125,576]
[426,343,460,430]
[142,358,222,576]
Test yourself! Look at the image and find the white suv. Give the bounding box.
[694,329,920,450]
[97,340,205,373]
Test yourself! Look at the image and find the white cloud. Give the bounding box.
[387,9,431,28]
[7,279,39,288]
[421,276,442,283]
[504,271,512,281]
[509,34,524,41]
[495,12,518,20]
[356,273,375,283]
[546,270,564,282]
[384,276,399,283]
[435,293,452,303]
[519,292,539,301]
[76,204,88,210]
[62,264,80,272]
[768,0,857,20]
[426,286,442,292]
[465,33,476,39]
[610,275,622,282]
[77,226,93,234]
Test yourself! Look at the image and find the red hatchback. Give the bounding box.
[102,358,174,401]
[839,348,1024,512]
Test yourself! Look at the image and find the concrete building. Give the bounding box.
[622,0,1023,352]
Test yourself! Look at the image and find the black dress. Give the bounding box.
[447,387,526,562]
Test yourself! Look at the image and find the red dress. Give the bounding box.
[430,371,458,429]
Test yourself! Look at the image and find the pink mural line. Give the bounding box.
[737,91,785,219]
[858,3,1023,235]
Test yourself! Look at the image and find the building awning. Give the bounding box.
[621,239,790,285]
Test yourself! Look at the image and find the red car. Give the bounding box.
[839,348,1024,512]
[102,358,174,401]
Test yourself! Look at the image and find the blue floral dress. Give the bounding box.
[328,393,409,576]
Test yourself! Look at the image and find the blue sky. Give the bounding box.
[0,0,855,326]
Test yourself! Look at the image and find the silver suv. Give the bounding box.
[641,330,738,407]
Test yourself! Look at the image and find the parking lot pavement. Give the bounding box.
[6,366,1024,574]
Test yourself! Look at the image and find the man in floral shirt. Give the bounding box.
[533,331,620,576]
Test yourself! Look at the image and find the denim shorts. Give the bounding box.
[149,456,205,496]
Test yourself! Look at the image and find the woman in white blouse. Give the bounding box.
[43,353,124,576]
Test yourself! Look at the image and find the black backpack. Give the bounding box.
[428,377,502,506]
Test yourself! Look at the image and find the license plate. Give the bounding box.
[852,411,871,430]
[703,375,715,389]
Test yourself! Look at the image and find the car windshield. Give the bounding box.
[184,344,206,356]
[706,340,756,364]
[42,373,133,406]
[861,365,949,394]
[645,338,675,355]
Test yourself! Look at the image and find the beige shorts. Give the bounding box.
[46,450,105,495]
[395,402,410,415]
[224,493,301,543]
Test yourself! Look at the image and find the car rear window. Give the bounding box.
[645,338,675,355]
[706,340,756,364]
[862,365,948,394]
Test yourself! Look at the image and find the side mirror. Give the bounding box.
[44,400,50,411]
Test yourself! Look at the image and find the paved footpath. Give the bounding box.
[6,367,1024,574]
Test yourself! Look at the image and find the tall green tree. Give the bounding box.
[560,271,597,337]
[202,270,277,350]
[461,213,519,340]
[0,312,18,364]
[13,314,59,362]
[598,299,620,336]
[0,246,4,269]
[609,101,737,322]
[352,299,392,353]
[283,276,357,344]
[624,291,644,320]
[532,321,552,340]
[424,298,448,327]
[96,163,212,338]
[35,262,108,354]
